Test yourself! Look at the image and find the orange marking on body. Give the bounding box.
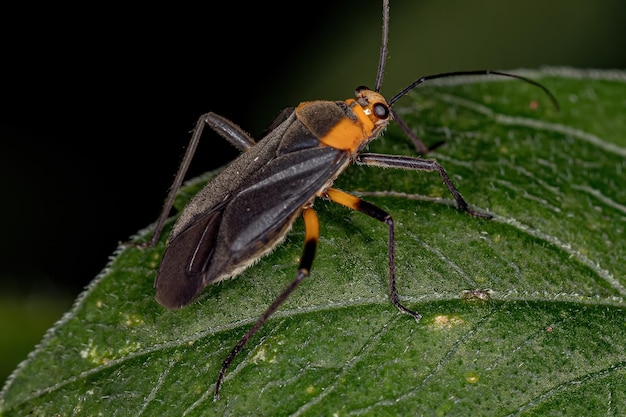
[318,100,375,153]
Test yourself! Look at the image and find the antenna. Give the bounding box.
[375,0,390,92]
[370,1,558,109]
[389,69,559,109]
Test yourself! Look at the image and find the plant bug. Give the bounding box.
[147,0,557,400]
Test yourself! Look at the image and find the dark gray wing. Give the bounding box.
[207,145,347,280]
[155,145,347,309]
[155,206,223,308]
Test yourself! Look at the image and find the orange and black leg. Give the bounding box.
[325,188,422,322]
[214,207,320,400]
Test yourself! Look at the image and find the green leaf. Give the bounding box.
[1,68,625,416]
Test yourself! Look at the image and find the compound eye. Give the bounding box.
[373,102,389,119]
[355,85,369,94]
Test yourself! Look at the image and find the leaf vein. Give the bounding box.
[504,360,626,416]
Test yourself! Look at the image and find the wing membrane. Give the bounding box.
[208,146,346,280]
[155,208,223,309]
[155,144,347,309]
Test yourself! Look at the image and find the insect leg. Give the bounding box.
[356,153,491,218]
[391,109,445,154]
[214,207,319,400]
[149,113,257,247]
[324,188,422,322]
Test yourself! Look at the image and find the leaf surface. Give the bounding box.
[1,68,625,416]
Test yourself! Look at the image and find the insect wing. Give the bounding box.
[155,206,224,308]
[155,144,346,309]
[204,145,346,283]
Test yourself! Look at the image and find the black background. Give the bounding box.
[2,0,626,381]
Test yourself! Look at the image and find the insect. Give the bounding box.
[147,0,557,400]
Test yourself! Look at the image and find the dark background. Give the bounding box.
[2,0,625,382]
